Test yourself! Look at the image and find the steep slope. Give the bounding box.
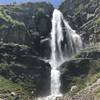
[62,78,100,100]
[0,43,51,98]
[59,43,100,100]
[0,2,54,99]
[59,0,100,44]
[0,2,54,57]
[58,1,100,99]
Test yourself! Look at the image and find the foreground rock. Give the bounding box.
[62,79,100,100]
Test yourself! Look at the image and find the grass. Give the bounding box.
[0,75,22,93]
[0,25,8,30]
[85,72,100,86]
[0,61,37,99]
[94,87,100,100]
[0,63,35,94]
[96,18,100,26]
[0,62,35,98]
[63,51,100,94]
[0,7,25,28]
[75,60,100,88]
[0,75,35,99]
[0,63,8,70]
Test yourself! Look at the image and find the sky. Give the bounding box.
[0,0,64,7]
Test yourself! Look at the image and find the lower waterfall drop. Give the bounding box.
[38,9,83,100]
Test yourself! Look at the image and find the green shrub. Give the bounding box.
[0,63,8,70]
[96,18,100,26]
[0,8,25,27]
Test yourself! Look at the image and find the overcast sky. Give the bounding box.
[0,0,64,7]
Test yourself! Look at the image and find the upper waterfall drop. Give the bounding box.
[49,9,83,99]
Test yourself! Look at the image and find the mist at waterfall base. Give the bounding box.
[38,9,83,100]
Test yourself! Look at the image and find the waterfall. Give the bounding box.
[38,9,82,100]
[49,9,82,99]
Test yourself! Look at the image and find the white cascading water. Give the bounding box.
[38,9,82,100]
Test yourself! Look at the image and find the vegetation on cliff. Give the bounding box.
[0,0,99,99]
[60,43,100,100]
[0,42,51,99]
[0,3,54,99]
[59,0,100,44]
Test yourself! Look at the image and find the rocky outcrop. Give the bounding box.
[0,2,54,98]
[60,44,100,99]
[0,43,51,97]
[62,79,100,100]
[59,0,99,28]
[59,1,100,96]
[0,2,54,58]
[60,58,100,93]
[59,0,100,44]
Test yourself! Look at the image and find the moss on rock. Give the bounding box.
[60,45,100,94]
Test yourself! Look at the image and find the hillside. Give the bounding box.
[59,0,100,44]
[0,2,54,99]
[0,2,54,58]
[59,0,100,99]
[0,0,99,100]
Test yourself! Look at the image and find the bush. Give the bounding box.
[96,18,100,26]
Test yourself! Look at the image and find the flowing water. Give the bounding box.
[38,9,83,100]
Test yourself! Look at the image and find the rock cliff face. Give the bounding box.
[62,79,100,100]
[60,44,100,100]
[0,2,54,98]
[59,1,100,99]
[0,43,51,97]
[59,0,100,44]
[0,2,54,58]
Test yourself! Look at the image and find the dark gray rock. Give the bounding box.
[0,43,51,96]
[59,0,100,44]
[0,2,54,58]
[60,48,100,94]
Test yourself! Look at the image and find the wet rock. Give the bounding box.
[70,85,78,93]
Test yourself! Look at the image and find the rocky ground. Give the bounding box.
[62,78,100,100]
